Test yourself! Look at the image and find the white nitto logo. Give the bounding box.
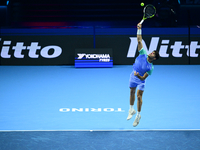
[0,39,62,58]
[77,53,110,62]
[127,37,200,58]
[59,108,125,112]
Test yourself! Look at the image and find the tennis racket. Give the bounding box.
[139,4,156,24]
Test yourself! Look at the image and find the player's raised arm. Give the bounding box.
[137,23,143,51]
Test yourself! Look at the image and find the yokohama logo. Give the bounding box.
[77,53,110,59]
[0,39,62,58]
[127,37,200,58]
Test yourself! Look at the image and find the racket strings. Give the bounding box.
[145,6,156,18]
[146,8,155,15]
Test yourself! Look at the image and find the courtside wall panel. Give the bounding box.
[0,28,199,65]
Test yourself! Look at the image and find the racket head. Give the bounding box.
[143,4,156,20]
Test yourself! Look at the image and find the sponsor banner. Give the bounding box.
[0,28,199,65]
[96,35,200,65]
[127,36,192,65]
[75,48,113,68]
[0,35,93,65]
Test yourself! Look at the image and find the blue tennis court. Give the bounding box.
[1,65,200,130]
[0,65,200,149]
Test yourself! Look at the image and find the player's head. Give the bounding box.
[154,51,160,60]
[148,50,160,61]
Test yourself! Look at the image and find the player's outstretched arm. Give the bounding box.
[137,23,143,51]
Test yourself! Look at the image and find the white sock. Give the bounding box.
[137,111,140,116]
[130,105,134,110]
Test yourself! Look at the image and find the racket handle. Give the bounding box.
[139,19,144,24]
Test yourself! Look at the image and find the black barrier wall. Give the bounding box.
[0,27,199,65]
[0,28,94,65]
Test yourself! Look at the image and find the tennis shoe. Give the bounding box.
[133,114,141,127]
[127,109,136,120]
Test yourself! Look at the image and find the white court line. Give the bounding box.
[1,129,200,132]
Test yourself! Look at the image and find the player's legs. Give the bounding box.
[127,86,137,120]
[137,90,144,112]
[133,85,144,127]
[130,87,136,106]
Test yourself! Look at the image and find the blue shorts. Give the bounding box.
[129,81,145,91]
[129,71,145,91]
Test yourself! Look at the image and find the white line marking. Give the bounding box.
[1,129,200,132]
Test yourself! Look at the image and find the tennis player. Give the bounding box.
[127,23,160,127]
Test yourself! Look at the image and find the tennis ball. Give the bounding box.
[141,2,144,6]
